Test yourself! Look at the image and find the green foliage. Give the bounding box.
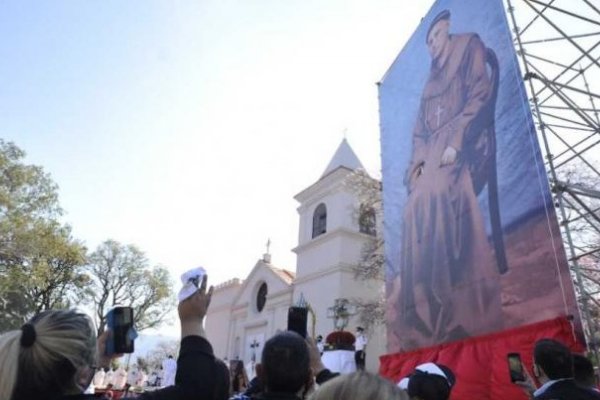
[83,240,175,335]
[0,140,87,331]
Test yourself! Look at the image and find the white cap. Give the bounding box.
[178,267,207,302]
[397,362,454,390]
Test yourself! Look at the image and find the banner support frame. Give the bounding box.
[506,0,600,362]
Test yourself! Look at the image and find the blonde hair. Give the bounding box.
[310,371,408,400]
[0,310,97,400]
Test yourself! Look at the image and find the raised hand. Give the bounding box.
[179,274,214,338]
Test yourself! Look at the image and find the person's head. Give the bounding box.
[311,371,408,400]
[260,331,311,395]
[0,310,97,400]
[398,363,455,400]
[356,327,364,334]
[533,338,573,382]
[573,353,596,388]
[234,360,245,376]
[426,10,451,62]
[317,335,323,343]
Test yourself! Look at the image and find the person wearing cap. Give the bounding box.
[354,327,368,371]
[397,362,455,400]
[392,8,503,349]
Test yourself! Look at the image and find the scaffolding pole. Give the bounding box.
[506,0,600,360]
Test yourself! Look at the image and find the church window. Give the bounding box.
[312,203,327,238]
[256,282,268,312]
[359,205,376,236]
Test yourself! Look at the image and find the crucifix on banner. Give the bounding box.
[435,104,445,128]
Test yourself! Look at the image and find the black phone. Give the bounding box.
[287,307,308,338]
[507,352,526,382]
[106,306,135,354]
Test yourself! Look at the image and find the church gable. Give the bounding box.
[231,259,294,312]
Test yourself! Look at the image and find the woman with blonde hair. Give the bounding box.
[310,371,408,400]
[0,274,229,400]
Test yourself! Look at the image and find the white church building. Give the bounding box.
[205,139,385,372]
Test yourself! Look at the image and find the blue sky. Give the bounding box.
[1,1,435,299]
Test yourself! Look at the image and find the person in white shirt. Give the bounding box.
[162,355,177,386]
[113,366,128,389]
[316,335,325,356]
[127,367,138,386]
[354,327,368,371]
[103,368,115,387]
[136,369,147,387]
[93,368,106,388]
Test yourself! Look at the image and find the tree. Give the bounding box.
[83,240,175,335]
[144,339,180,371]
[343,169,386,331]
[555,161,600,347]
[0,140,87,330]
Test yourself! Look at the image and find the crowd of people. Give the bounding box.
[87,360,175,392]
[1,273,599,400]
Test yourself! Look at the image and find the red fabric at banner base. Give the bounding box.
[379,317,584,400]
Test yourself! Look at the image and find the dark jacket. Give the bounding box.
[60,335,229,400]
[231,368,339,400]
[535,379,600,400]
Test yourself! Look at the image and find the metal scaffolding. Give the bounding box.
[506,0,600,353]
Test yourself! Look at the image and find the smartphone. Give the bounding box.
[287,307,308,338]
[106,306,136,354]
[507,352,526,382]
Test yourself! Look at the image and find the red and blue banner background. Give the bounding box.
[378,0,583,398]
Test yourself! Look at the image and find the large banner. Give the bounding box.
[380,0,580,353]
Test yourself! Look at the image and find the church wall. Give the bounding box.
[205,280,242,360]
[297,189,356,247]
[225,284,293,366]
[206,307,232,360]
[266,290,294,333]
[295,231,369,278]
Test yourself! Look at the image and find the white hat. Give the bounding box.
[397,362,455,390]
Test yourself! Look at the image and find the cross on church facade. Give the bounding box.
[250,339,260,362]
[326,298,356,331]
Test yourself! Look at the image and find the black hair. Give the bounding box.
[407,371,451,400]
[261,331,310,394]
[533,339,574,380]
[213,358,231,400]
[573,354,596,388]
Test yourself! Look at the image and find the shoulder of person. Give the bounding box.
[230,394,253,400]
[452,33,482,45]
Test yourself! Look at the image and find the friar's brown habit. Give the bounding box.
[396,33,503,349]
